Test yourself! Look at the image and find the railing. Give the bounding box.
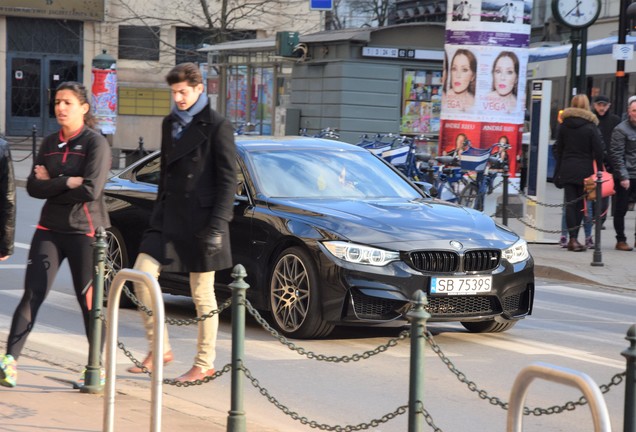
[83,229,635,432]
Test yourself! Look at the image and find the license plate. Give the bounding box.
[430,276,492,295]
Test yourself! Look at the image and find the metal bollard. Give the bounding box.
[591,171,604,267]
[227,264,250,432]
[406,290,430,432]
[502,164,510,226]
[104,269,165,432]
[622,324,636,432]
[80,227,107,393]
[31,125,37,162]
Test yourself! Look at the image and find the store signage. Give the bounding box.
[362,47,444,60]
[0,0,104,21]
[310,0,333,10]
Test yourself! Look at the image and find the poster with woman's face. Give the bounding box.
[442,45,527,123]
[442,46,478,114]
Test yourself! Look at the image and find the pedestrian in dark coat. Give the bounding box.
[0,138,15,261]
[128,63,237,383]
[591,95,620,231]
[609,98,636,251]
[553,94,604,252]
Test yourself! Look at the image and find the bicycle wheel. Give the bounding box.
[459,182,479,208]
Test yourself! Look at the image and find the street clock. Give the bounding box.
[552,0,601,28]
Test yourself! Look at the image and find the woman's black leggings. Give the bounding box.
[6,229,96,360]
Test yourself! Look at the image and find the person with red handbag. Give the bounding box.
[608,98,636,251]
[552,94,605,252]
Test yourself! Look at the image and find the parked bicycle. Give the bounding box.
[300,127,341,139]
[234,122,258,136]
[458,141,511,211]
[425,155,468,203]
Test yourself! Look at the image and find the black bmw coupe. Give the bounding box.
[104,137,534,338]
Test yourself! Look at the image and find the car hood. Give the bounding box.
[266,197,518,249]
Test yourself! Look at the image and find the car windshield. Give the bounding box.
[247,148,422,199]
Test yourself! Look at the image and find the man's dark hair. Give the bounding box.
[166,62,203,87]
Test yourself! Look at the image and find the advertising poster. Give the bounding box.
[400,69,442,135]
[91,68,117,135]
[440,0,532,177]
[442,45,528,124]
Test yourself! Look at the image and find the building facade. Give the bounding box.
[0,0,320,149]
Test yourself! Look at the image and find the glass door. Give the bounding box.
[7,56,41,136]
[6,56,79,137]
[44,59,80,136]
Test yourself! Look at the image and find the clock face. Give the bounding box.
[552,0,601,28]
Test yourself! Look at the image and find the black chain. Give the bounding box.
[240,362,422,431]
[425,331,626,416]
[121,285,231,326]
[116,339,231,386]
[244,300,409,362]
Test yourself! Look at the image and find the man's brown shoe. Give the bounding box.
[174,366,215,383]
[127,351,174,374]
[615,241,634,251]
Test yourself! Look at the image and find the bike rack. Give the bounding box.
[103,269,165,432]
[507,361,612,432]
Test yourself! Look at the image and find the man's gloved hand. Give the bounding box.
[196,228,223,257]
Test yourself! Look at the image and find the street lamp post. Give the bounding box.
[615,0,631,118]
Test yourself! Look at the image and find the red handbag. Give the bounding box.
[584,161,614,201]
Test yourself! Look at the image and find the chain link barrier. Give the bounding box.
[244,300,410,362]
[114,286,231,385]
[111,284,626,430]
[424,330,626,416]
[492,180,590,234]
[121,284,232,326]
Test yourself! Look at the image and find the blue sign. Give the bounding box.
[310,0,333,10]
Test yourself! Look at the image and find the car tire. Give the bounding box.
[269,246,335,339]
[104,227,135,308]
[461,319,517,333]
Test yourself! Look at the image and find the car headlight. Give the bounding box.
[502,239,529,264]
[322,241,400,266]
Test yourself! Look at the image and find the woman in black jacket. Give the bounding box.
[0,138,15,261]
[0,82,111,388]
[553,94,605,251]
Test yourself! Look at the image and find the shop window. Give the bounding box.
[400,69,443,136]
[118,26,160,61]
[226,65,274,135]
[118,87,170,116]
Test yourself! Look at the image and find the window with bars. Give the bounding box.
[7,17,81,54]
[118,25,160,61]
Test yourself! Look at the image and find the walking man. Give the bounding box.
[609,98,636,251]
[591,95,620,232]
[127,62,237,382]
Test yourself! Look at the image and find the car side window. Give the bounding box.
[236,160,247,197]
[135,155,161,185]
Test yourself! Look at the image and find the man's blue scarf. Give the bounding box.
[171,93,208,139]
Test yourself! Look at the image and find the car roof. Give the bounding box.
[235,136,365,153]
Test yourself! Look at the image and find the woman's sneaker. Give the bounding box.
[586,236,594,249]
[0,354,17,387]
[559,235,567,248]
